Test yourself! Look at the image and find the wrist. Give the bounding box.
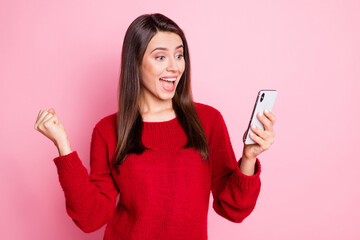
[241,155,257,163]
[239,156,257,176]
[55,138,72,156]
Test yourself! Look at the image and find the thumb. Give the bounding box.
[243,130,247,141]
[48,108,56,115]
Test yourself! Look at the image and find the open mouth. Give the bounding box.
[159,77,176,91]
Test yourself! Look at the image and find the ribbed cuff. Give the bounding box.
[233,158,261,190]
[53,151,83,176]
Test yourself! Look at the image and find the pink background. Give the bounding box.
[1,0,359,239]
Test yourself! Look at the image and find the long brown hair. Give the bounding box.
[114,13,209,171]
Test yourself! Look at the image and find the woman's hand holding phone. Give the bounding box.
[239,90,277,176]
[242,109,276,161]
[34,108,73,156]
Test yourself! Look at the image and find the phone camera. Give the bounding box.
[260,93,265,102]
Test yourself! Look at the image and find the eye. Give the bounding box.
[155,56,165,61]
[176,54,184,59]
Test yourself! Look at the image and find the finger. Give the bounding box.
[248,131,266,146]
[252,124,275,146]
[35,110,49,129]
[263,110,276,138]
[243,131,247,142]
[36,110,43,121]
[36,111,54,130]
[34,110,44,129]
[250,124,270,141]
[38,111,53,124]
[249,131,271,151]
[264,109,276,124]
[43,114,58,130]
[42,113,54,126]
[38,115,59,135]
[257,111,273,132]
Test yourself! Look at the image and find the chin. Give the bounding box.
[159,94,175,101]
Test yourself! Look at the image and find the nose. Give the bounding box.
[166,56,179,72]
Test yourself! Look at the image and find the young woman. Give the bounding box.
[34,13,276,240]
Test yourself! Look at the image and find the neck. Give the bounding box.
[138,94,173,115]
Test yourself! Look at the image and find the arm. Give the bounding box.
[53,127,119,233]
[34,109,118,232]
[210,111,261,223]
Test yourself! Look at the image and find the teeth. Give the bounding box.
[160,77,176,82]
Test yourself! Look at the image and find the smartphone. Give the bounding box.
[243,90,277,145]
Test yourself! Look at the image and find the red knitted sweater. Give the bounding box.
[53,102,261,240]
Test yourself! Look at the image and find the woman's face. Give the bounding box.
[140,31,185,106]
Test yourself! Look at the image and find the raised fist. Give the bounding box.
[34,108,71,154]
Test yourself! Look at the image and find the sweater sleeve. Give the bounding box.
[53,126,119,233]
[210,110,261,223]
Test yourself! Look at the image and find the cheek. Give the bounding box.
[180,61,186,74]
[144,62,163,78]
[142,62,159,82]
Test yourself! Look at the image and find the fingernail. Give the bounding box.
[258,111,263,116]
[265,109,269,114]
[251,124,256,129]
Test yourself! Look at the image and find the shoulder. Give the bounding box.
[93,112,117,138]
[193,102,224,129]
[193,102,231,146]
[95,112,117,128]
[194,102,222,120]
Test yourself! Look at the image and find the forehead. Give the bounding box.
[146,31,183,51]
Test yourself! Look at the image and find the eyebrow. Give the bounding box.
[150,45,184,54]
